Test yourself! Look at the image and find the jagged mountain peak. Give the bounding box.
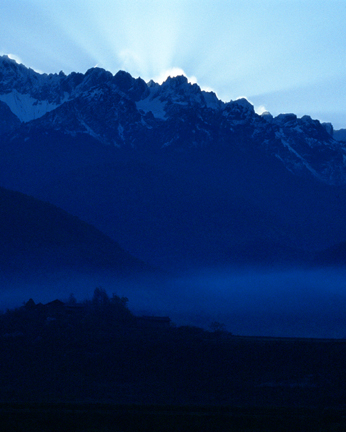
[162,74,189,87]
[0,54,29,72]
[0,55,41,91]
[82,66,113,88]
[0,55,63,87]
[228,97,255,113]
[1,56,346,184]
[142,73,224,115]
[112,70,148,101]
[160,74,212,102]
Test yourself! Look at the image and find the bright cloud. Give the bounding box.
[152,68,219,97]
[118,49,144,75]
[2,1,346,127]
[255,105,268,115]
[3,53,43,74]
[7,53,22,64]
[153,67,197,85]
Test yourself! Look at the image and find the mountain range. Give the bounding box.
[1,54,346,272]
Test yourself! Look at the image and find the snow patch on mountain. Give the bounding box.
[79,120,103,141]
[136,96,167,120]
[118,124,126,142]
[0,90,61,122]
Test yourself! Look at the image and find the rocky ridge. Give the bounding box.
[1,54,346,185]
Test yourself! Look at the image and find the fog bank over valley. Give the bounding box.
[1,266,346,339]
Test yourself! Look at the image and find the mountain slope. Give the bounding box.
[0,186,150,277]
[3,129,344,270]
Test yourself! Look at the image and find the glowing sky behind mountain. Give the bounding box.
[2,0,346,128]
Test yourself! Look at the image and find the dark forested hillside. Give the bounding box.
[2,131,346,270]
[0,186,150,277]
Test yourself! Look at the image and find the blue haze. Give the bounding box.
[1,267,346,339]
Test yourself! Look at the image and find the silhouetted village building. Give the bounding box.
[21,297,171,330]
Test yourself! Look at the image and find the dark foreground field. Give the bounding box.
[1,403,346,432]
[1,296,346,430]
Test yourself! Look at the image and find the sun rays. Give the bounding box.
[2,1,346,127]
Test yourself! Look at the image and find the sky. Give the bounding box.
[2,1,346,128]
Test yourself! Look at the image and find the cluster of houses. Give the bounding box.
[22,298,172,329]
